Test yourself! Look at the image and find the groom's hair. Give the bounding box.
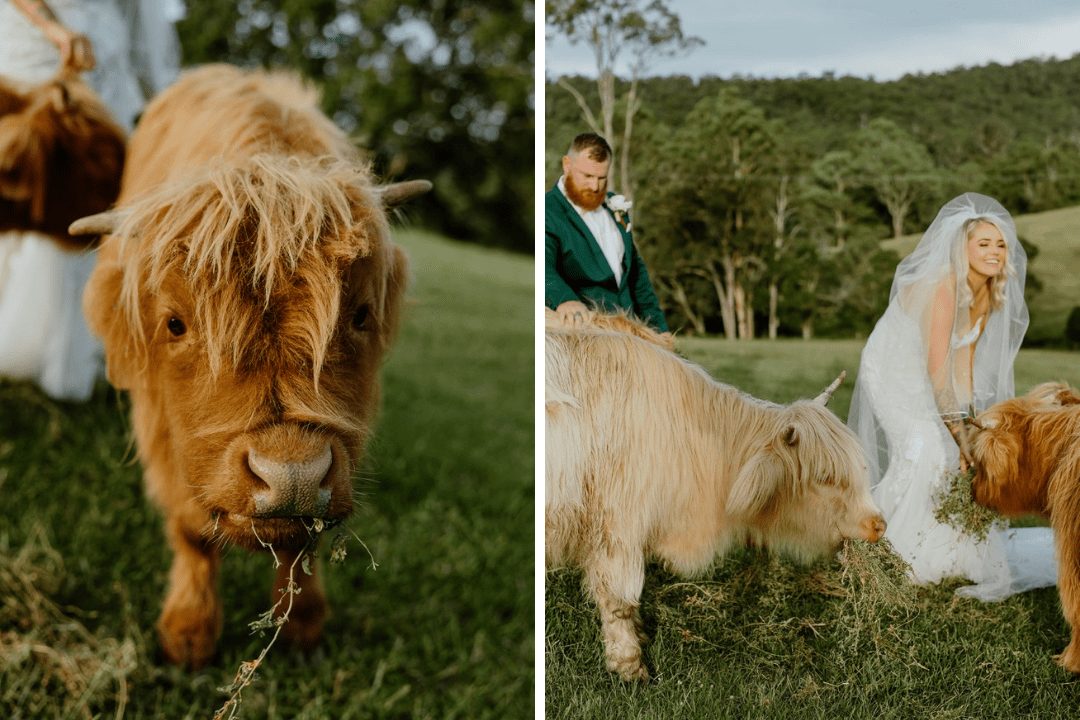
[568,133,611,162]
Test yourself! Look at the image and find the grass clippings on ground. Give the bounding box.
[0,527,138,720]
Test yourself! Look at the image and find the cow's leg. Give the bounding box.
[157,518,222,668]
[585,548,649,682]
[273,548,327,651]
[1054,515,1080,673]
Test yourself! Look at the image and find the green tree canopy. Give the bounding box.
[179,0,534,252]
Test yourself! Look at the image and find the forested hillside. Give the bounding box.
[546,55,1080,343]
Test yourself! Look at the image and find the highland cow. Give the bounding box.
[545,316,886,681]
[0,72,124,248]
[69,65,429,668]
[967,382,1080,673]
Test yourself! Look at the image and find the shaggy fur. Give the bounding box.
[0,72,125,248]
[544,307,675,350]
[968,382,1080,673]
[80,65,410,668]
[546,316,885,681]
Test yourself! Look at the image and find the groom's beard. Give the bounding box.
[565,173,605,211]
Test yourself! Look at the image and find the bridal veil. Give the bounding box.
[848,193,1056,600]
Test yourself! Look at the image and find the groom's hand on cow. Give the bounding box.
[556,300,591,328]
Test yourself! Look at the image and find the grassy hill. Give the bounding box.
[546,337,1080,719]
[0,229,533,719]
[882,204,1080,345]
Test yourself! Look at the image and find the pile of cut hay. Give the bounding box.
[817,538,919,660]
[933,468,1002,541]
[649,538,920,673]
[0,527,138,719]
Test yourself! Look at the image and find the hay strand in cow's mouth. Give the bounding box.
[212,518,378,720]
[933,468,1003,541]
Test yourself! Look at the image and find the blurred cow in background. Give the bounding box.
[0,72,124,248]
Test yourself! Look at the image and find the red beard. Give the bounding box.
[564,173,605,212]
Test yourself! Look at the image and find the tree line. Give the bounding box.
[546,54,1080,339]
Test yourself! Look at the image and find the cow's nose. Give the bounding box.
[248,444,333,518]
[860,514,887,543]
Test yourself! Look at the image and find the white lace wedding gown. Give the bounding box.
[0,0,179,400]
[855,303,1057,601]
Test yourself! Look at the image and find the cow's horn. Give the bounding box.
[813,370,846,406]
[69,210,123,236]
[964,415,985,430]
[378,179,433,208]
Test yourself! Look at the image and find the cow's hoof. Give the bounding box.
[158,606,221,669]
[608,654,650,683]
[1054,641,1080,674]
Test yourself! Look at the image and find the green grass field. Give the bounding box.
[883,204,1080,345]
[0,229,533,719]
[545,337,1080,719]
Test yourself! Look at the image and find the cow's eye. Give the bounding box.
[167,316,186,337]
[352,304,370,331]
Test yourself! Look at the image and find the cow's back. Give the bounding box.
[545,328,747,568]
[119,64,354,199]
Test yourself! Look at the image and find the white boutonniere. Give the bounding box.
[606,194,632,232]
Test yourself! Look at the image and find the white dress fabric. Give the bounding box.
[0,0,180,401]
[848,193,1057,601]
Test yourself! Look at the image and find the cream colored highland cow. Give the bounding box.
[546,315,886,682]
[70,65,429,668]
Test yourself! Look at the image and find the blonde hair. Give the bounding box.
[957,217,1011,311]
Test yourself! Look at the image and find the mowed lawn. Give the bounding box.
[546,337,1080,719]
[0,229,533,719]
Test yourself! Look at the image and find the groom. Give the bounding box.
[545,132,668,333]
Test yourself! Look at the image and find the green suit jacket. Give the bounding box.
[544,183,668,332]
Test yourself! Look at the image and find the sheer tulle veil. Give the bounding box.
[846,193,1055,600]
[849,192,1028,489]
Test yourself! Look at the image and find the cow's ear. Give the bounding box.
[83,255,139,389]
[975,426,1019,490]
[728,448,786,517]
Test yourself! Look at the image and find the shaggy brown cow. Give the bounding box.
[546,316,886,681]
[966,382,1080,673]
[69,65,428,668]
[0,72,124,248]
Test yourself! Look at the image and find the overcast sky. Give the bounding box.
[545,0,1080,81]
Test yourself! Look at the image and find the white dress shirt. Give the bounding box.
[558,177,624,287]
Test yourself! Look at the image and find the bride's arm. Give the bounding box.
[927,280,972,467]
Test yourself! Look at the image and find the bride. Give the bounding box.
[848,192,1057,600]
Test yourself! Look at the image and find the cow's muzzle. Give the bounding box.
[247,444,334,518]
[859,514,887,543]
